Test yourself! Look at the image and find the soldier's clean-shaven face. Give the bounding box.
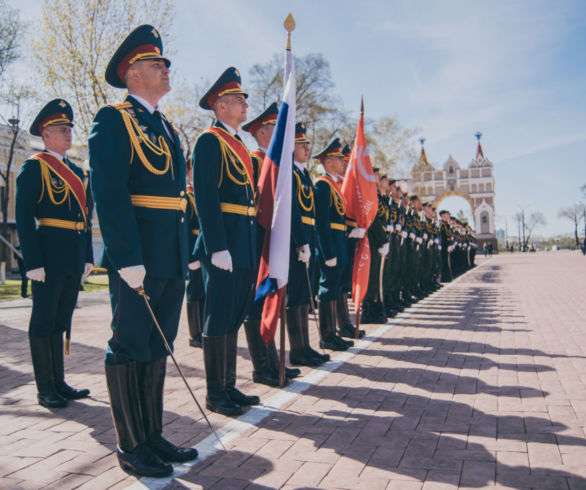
[223,94,248,126]
[42,125,73,155]
[132,59,171,99]
[294,141,310,163]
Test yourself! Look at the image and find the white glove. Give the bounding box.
[401,231,408,239]
[409,232,416,240]
[83,262,94,278]
[325,257,337,267]
[119,265,146,289]
[27,267,45,282]
[188,261,201,270]
[297,244,310,263]
[385,225,393,232]
[212,250,233,272]
[348,227,366,239]
[396,224,402,232]
[378,243,389,256]
[423,233,428,240]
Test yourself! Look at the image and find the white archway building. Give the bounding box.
[409,137,497,248]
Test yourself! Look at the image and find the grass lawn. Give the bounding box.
[0,274,110,300]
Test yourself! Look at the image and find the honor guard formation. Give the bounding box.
[14,24,478,478]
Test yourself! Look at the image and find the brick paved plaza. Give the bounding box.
[1,251,585,489]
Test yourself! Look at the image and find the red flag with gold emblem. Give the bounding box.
[341,104,378,307]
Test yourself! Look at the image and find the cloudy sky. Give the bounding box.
[8,0,586,237]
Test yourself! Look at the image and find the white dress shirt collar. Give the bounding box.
[129,94,155,114]
[47,149,65,161]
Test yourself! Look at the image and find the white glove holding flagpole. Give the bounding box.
[325,257,337,267]
[188,261,201,271]
[27,267,45,283]
[119,265,146,289]
[212,250,233,272]
[297,244,310,263]
[378,242,389,257]
[348,227,366,239]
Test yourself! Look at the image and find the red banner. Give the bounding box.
[341,113,378,306]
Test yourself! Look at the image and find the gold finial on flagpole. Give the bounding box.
[284,13,296,50]
[361,95,364,115]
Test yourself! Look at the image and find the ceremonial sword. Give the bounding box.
[135,286,225,450]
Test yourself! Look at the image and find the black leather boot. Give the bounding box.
[50,333,90,399]
[29,337,67,408]
[105,362,172,477]
[225,332,260,406]
[319,300,348,351]
[331,301,354,348]
[267,340,299,381]
[243,319,279,386]
[393,291,405,311]
[300,304,329,364]
[187,301,203,348]
[287,306,320,366]
[203,335,242,416]
[336,294,364,339]
[142,358,198,463]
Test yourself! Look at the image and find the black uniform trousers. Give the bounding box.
[201,258,254,337]
[29,273,81,339]
[106,272,184,365]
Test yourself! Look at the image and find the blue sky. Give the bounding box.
[8,0,586,237]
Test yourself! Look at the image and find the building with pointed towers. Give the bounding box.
[410,133,497,250]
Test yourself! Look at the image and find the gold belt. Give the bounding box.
[330,222,347,231]
[220,202,256,217]
[301,216,315,226]
[38,218,85,231]
[345,219,357,227]
[130,194,187,212]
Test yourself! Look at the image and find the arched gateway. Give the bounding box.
[409,134,498,249]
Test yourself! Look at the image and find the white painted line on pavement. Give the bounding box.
[127,259,490,489]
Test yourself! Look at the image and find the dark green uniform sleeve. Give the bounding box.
[15,159,43,271]
[89,106,143,269]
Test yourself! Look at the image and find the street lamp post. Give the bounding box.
[0,116,21,284]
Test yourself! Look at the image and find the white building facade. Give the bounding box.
[410,138,497,249]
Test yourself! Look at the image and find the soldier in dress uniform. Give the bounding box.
[286,123,329,366]
[401,192,417,304]
[335,144,365,338]
[89,25,197,477]
[185,161,204,348]
[313,138,353,351]
[439,210,453,282]
[361,168,389,324]
[241,102,299,386]
[16,99,93,409]
[383,179,404,316]
[192,67,260,416]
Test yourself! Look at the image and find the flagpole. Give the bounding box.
[354,283,362,339]
[278,12,296,388]
[354,96,365,339]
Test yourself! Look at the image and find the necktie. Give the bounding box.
[154,110,174,144]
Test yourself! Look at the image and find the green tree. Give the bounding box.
[0,0,23,80]
[161,76,211,161]
[248,52,351,173]
[558,204,584,248]
[33,0,175,144]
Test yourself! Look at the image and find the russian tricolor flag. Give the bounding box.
[255,48,296,343]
